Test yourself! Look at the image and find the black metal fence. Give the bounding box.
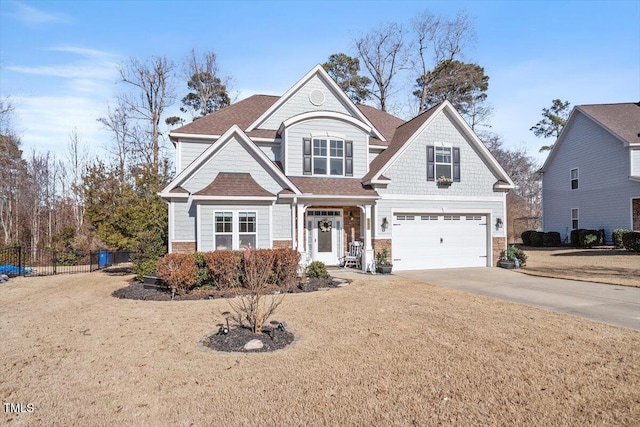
[0,246,131,277]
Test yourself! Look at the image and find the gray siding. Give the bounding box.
[542,112,640,240]
[285,118,368,177]
[183,135,286,195]
[180,140,212,171]
[261,74,352,130]
[273,202,292,239]
[199,204,271,252]
[380,110,499,197]
[259,144,280,162]
[173,200,196,241]
[372,198,505,241]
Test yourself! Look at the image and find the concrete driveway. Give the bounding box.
[396,268,640,331]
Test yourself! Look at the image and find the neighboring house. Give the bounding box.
[540,102,640,242]
[159,65,514,270]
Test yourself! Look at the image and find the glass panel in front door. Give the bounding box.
[317,219,332,253]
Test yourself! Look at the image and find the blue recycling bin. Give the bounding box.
[98,251,110,268]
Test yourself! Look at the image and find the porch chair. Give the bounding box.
[343,241,362,269]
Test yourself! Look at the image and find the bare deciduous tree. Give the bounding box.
[181,48,231,118]
[355,22,407,112]
[118,56,175,178]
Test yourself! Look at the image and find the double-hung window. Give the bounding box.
[214,211,257,250]
[313,138,344,176]
[571,208,579,229]
[435,146,452,179]
[570,168,578,189]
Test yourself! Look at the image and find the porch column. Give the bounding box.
[296,203,306,253]
[360,204,374,272]
[290,202,297,250]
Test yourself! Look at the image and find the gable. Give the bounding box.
[379,109,506,196]
[182,135,287,195]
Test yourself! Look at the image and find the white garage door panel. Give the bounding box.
[392,214,487,270]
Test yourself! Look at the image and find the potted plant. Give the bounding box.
[376,248,393,274]
[498,245,527,269]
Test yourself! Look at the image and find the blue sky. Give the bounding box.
[1,0,638,165]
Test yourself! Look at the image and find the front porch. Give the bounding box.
[291,203,375,272]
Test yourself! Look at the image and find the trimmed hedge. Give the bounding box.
[570,229,582,247]
[529,231,544,247]
[621,231,640,252]
[542,232,561,247]
[613,229,631,249]
[521,230,533,246]
[156,248,301,293]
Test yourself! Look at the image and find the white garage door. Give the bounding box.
[392,214,488,270]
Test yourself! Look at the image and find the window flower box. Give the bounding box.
[437,176,453,187]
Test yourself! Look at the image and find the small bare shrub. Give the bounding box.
[156,253,199,293]
[202,250,242,290]
[229,247,283,333]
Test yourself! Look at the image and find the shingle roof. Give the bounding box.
[171,94,406,143]
[288,177,378,197]
[169,186,189,194]
[174,95,279,136]
[193,173,275,197]
[356,105,405,144]
[362,104,441,182]
[578,103,640,145]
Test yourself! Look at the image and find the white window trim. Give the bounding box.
[312,137,345,176]
[571,208,579,230]
[435,145,453,180]
[570,168,579,190]
[214,211,258,250]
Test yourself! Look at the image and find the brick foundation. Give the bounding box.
[273,240,293,249]
[372,238,392,261]
[172,241,196,253]
[492,237,506,266]
[633,199,640,231]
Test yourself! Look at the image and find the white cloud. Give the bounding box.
[10,1,71,26]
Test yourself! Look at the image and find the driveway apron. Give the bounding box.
[396,268,640,331]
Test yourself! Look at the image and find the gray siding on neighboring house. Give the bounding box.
[286,118,368,177]
[261,74,352,130]
[542,112,640,240]
[182,136,285,195]
[199,204,271,252]
[180,140,213,172]
[272,202,292,240]
[380,110,499,197]
[631,149,640,176]
[173,200,196,241]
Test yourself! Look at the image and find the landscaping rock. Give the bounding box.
[244,339,264,351]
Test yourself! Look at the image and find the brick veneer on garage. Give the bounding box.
[633,199,640,231]
[273,240,292,249]
[172,241,196,253]
[492,237,506,266]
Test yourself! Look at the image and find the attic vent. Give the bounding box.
[309,89,325,106]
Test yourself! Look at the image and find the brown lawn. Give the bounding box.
[520,247,640,287]
[1,270,639,426]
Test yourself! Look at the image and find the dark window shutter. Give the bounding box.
[427,145,434,181]
[303,138,311,175]
[345,140,353,176]
[453,147,460,182]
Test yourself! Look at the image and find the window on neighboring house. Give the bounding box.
[215,211,257,250]
[303,137,353,176]
[571,208,579,229]
[571,168,578,189]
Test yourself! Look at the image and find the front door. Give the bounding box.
[307,210,342,265]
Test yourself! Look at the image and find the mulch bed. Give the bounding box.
[111,276,342,301]
[199,325,295,353]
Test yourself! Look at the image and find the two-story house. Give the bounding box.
[159,65,514,270]
[540,103,640,242]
